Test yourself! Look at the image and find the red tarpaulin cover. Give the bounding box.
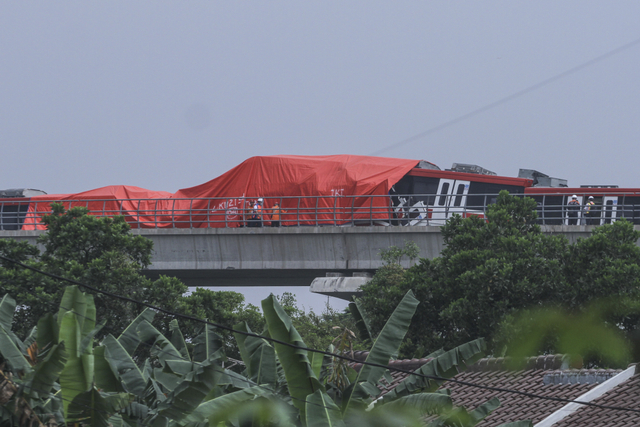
[22,186,173,230]
[172,155,420,227]
[18,155,421,229]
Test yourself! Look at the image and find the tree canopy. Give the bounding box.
[0,204,259,342]
[358,191,640,359]
[1,285,525,427]
[0,204,354,359]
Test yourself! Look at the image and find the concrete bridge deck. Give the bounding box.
[0,225,607,294]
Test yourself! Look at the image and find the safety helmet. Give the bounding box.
[572,195,577,199]
[258,198,263,203]
[588,196,594,200]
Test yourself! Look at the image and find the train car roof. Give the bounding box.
[524,187,640,195]
[408,168,534,187]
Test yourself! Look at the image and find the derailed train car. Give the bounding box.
[0,189,47,230]
[389,164,531,226]
[2,156,640,229]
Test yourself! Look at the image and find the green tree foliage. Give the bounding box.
[0,204,186,338]
[1,285,530,427]
[563,219,640,310]
[180,288,263,357]
[0,204,262,346]
[359,191,640,359]
[275,292,362,354]
[0,287,133,427]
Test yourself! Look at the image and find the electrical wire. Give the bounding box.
[372,35,640,156]
[2,254,640,415]
[3,298,345,415]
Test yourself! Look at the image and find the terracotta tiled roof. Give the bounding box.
[349,352,636,426]
[442,355,622,426]
[551,369,640,427]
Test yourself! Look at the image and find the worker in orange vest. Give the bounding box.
[270,202,286,227]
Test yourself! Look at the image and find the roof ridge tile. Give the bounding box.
[467,354,572,372]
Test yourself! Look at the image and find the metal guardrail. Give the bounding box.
[1,193,639,230]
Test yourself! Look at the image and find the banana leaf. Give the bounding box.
[102,334,147,396]
[57,286,89,333]
[37,312,59,350]
[156,359,220,422]
[234,322,254,373]
[153,367,184,392]
[309,350,324,380]
[0,321,31,375]
[137,320,184,366]
[169,319,191,362]
[94,345,125,393]
[348,299,373,344]
[380,392,452,415]
[305,389,345,427]
[234,322,277,387]
[66,388,133,427]
[467,398,500,425]
[81,293,97,341]
[165,359,197,376]
[0,294,15,333]
[184,388,291,427]
[117,307,155,356]
[180,386,272,425]
[345,405,429,427]
[192,323,223,363]
[22,326,38,351]
[24,342,68,399]
[0,295,26,355]
[381,338,486,404]
[59,311,92,417]
[342,290,419,414]
[427,397,500,427]
[262,294,323,420]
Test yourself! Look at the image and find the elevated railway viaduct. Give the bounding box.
[0,225,614,300]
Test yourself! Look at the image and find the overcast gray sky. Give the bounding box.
[3,2,640,310]
[3,2,640,195]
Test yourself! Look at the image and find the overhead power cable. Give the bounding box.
[372,35,640,155]
[2,254,640,415]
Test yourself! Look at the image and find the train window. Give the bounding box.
[618,196,640,224]
[453,184,465,207]
[604,200,613,224]
[466,183,522,210]
[0,203,29,231]
[412,178,439,205]
[391,176,412,195]
[540,195,564,225]
[604,200,613,218]
[438,183,450,206]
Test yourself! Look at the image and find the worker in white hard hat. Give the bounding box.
[248,198,264,227]
[584,196,598,225]
[567,195,580,225]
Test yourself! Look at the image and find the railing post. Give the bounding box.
[172,199,176,229]
[210,199,215,229]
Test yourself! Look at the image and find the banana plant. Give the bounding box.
[187,291,505,427]
[2,285,533,427]
[0,287,133,427]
